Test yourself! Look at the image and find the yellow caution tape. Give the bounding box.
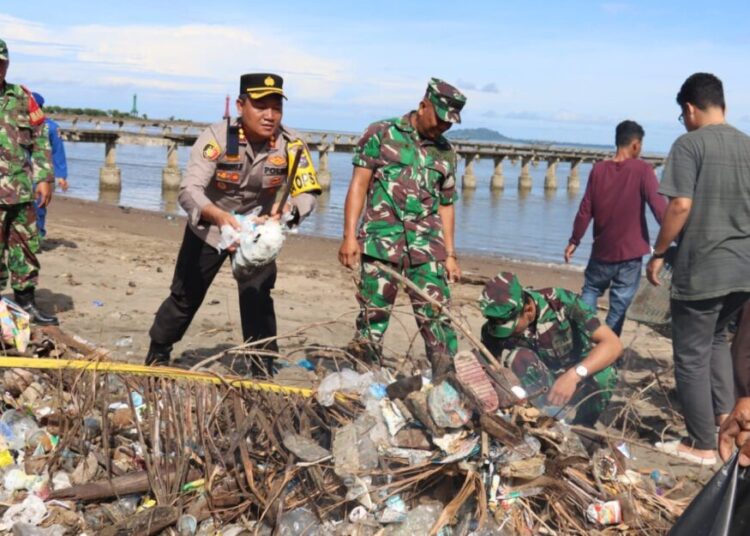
[0,357,314,398]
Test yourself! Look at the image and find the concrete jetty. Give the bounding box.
[53,114,666,193]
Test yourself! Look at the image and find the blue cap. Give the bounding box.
[31,92,44,107]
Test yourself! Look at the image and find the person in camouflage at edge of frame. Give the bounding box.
[479,272,622,426]
[0,38,58,325]
[338,78,466,379]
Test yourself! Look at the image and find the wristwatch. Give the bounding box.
[652,250,667,259]
[574,365,589,379]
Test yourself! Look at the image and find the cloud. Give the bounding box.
[481,110,497,118]
[480,83,499,94]
[504,111,543,121]
[501,110,612,125]
[456,79,477,91]
[456,80,499,94]
[0,14,349,102]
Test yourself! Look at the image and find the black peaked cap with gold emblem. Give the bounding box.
[240,73,287,100]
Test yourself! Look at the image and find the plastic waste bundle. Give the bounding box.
[218,208,289,280]
[0,298,31,352]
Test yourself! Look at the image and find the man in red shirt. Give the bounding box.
[564,121,667,335]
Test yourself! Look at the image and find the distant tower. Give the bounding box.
[130,94,138,117]
[223,95,230,119]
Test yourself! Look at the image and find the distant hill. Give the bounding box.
[446,127,513,142]
[447,127,612,150]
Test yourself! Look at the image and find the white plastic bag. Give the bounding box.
[217,208,288,280]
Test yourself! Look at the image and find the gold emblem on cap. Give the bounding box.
[264,76,275,87]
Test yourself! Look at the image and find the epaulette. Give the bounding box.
[21,85,45,127]
[225,118,240,161]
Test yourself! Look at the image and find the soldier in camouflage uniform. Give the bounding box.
[479,272,622,426]
[0,39,58,325]
[338,78,466,378]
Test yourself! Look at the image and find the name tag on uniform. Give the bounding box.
[216,170,240,183]
[263,154,287,189]
[215,161,243,184]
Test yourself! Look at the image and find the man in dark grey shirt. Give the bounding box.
[647,73,750,465]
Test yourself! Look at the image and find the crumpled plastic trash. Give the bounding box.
[282,434,331,462]
[3,467,48,495]
[316,370,375,407]
[332,422,378,477]
[218,209,290,280]
[378,495,408,523]
[0,494,48,531]
[586,500,622,525]
[427,381,471,428]
[0,298,30,352]
[11,523,67,536]
[386,503,442,536]
[277,508,320,536]
[0,409,40,451]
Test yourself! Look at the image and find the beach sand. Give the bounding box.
[38,196,590,362]
[29,196,718,489]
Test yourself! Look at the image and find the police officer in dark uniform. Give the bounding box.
[145,73,321,372]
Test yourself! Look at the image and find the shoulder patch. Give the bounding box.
[268,154,287,167]
[202,140,221,161]
[21,86,45,126]
[287,140,322,197]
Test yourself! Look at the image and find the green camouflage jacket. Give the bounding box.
[482,287,602,373]
[352,113,457,265]
[0,83,52,205]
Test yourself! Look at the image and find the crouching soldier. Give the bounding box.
[479,272,622,426]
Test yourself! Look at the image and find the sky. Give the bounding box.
[2,1,750,152]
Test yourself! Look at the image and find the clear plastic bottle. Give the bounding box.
[0,410,40,450]
[276,508,320,535]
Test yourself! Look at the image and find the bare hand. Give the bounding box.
[445,257,461,283]
[646,257,664,286]
[56,178,69,192]
[548,369,580,406]
[338,236,361,269]
[564,243,577,264]
[36,181,52,208]
[213,210,240,231]
[719,397,750,466]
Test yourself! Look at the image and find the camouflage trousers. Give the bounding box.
[0,203,41,292]
[355,256,458,363]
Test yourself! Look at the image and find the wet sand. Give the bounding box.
[36,196,587,360]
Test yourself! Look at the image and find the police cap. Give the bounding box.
[240,73,286,100]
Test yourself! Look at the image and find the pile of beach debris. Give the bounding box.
[0,326,689,535]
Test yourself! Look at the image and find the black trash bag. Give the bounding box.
[669,453,750,536]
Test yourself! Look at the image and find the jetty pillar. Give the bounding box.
[518,157,533,190]
[568,159,581,191]
[544,159,558,190]
[317,149,332,190]
[490,157,505,190]
[161,142,182,191]
[462,154,477,189]
[99,138,121,191]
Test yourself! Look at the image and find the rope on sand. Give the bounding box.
[0,356,315,398]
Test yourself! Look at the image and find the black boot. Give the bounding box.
[249,356,275,378]
[13,289,59,326]
[145,341,172,366]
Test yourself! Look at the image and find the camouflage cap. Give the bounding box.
[479,272,524,338]
[0,39,8,61]
[425,77,466,124]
